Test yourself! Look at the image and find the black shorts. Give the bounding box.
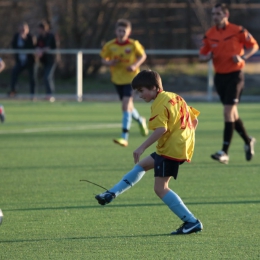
[114,84,133,100]
[214,70,244,105]
[150,152,185,180]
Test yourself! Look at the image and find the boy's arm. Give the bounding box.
[133,127,166,163]
[101,58,118,67]
[127,53,147,72]
[192,118,198,130]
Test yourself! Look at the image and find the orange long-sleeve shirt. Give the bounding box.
[200,22,258,74]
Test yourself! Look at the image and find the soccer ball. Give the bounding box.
[0,209,3,225]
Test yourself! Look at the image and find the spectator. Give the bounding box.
[35,20,56,102]
[0,58,5,73]
[9,22,35,99]
[0,58,6,122]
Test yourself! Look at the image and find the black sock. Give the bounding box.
[222,122,234,154]
[234,118,250,145]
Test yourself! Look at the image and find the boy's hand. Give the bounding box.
[127,64,137,72]
[133,146,145,163]
[107,60,119,66]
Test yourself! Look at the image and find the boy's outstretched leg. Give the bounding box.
[95,165,146,206]
[154,177,203,235]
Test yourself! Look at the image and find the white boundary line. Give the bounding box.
[0,123,121,135]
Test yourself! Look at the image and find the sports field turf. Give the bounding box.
[0,100,259,259]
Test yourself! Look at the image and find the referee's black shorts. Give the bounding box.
[150,152,185,180]
[214,70,244,105]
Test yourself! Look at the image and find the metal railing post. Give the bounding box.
[76,51,83,102]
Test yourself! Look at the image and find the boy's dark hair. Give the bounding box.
[116,19,131,30]
[214,3,229,15]
[132,70,163,91]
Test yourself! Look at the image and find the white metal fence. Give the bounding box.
[0,49,258,102]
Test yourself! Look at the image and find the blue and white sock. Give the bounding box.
[132,108,142,124]
[109,165,145,197]
[121,111,132,140]
[162,190,197,223]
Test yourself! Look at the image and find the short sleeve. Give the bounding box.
[134,40,145,57]
[189,107,200,121]
[239,28,258,49]
[100,42,111,59]
[149,106,169,130]
[199,35,211,55]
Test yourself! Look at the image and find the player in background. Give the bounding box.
[9,22,35,99]
[0,58,5,122]
[95,70,203,235]
[100,19,148,147]
[199,3,258,164]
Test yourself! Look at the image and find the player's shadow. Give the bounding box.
[0,233,171,244]
[4,199,260,212]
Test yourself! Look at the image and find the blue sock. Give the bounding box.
[132,108,142,124]
[109,165,145,197]
[162,190,197,223]
[121,111,132,140]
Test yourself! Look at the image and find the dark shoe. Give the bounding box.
[95,191,115,206]
[171,219,203,235]
[244,137,256,161]
[211,151,229,164]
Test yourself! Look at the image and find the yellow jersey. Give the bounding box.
[100,38,145,85]
[148,91,200,162]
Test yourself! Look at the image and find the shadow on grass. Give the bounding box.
[0,233,172,244]
[3,200,260,212]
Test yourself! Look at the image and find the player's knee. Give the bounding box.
[154,185,163,197]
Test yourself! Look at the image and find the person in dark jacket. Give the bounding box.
[35,21,56,101]
[9,22,35,98]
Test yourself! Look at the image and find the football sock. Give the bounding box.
[109,165,145,197]
[121,111,132,140]
[162,190,197,223]
[222,122,234,154]
[132,108,142,124]
[234,118,251,144]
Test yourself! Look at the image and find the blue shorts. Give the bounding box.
[150,152,185,180]
[114,84,133,100]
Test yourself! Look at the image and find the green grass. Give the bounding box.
[0,101,259,259]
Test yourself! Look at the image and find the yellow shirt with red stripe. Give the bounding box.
[149,91,200,162]
[100,38,145,85]
[200,22,258,74]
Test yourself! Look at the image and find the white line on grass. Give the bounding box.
[0,123,122,134]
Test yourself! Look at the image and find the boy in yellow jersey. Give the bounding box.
[100,19,148,147]
[95,70,203,235]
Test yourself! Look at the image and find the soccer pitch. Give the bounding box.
[0,101,259,259]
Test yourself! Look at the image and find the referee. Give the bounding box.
[199,3,259,164]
